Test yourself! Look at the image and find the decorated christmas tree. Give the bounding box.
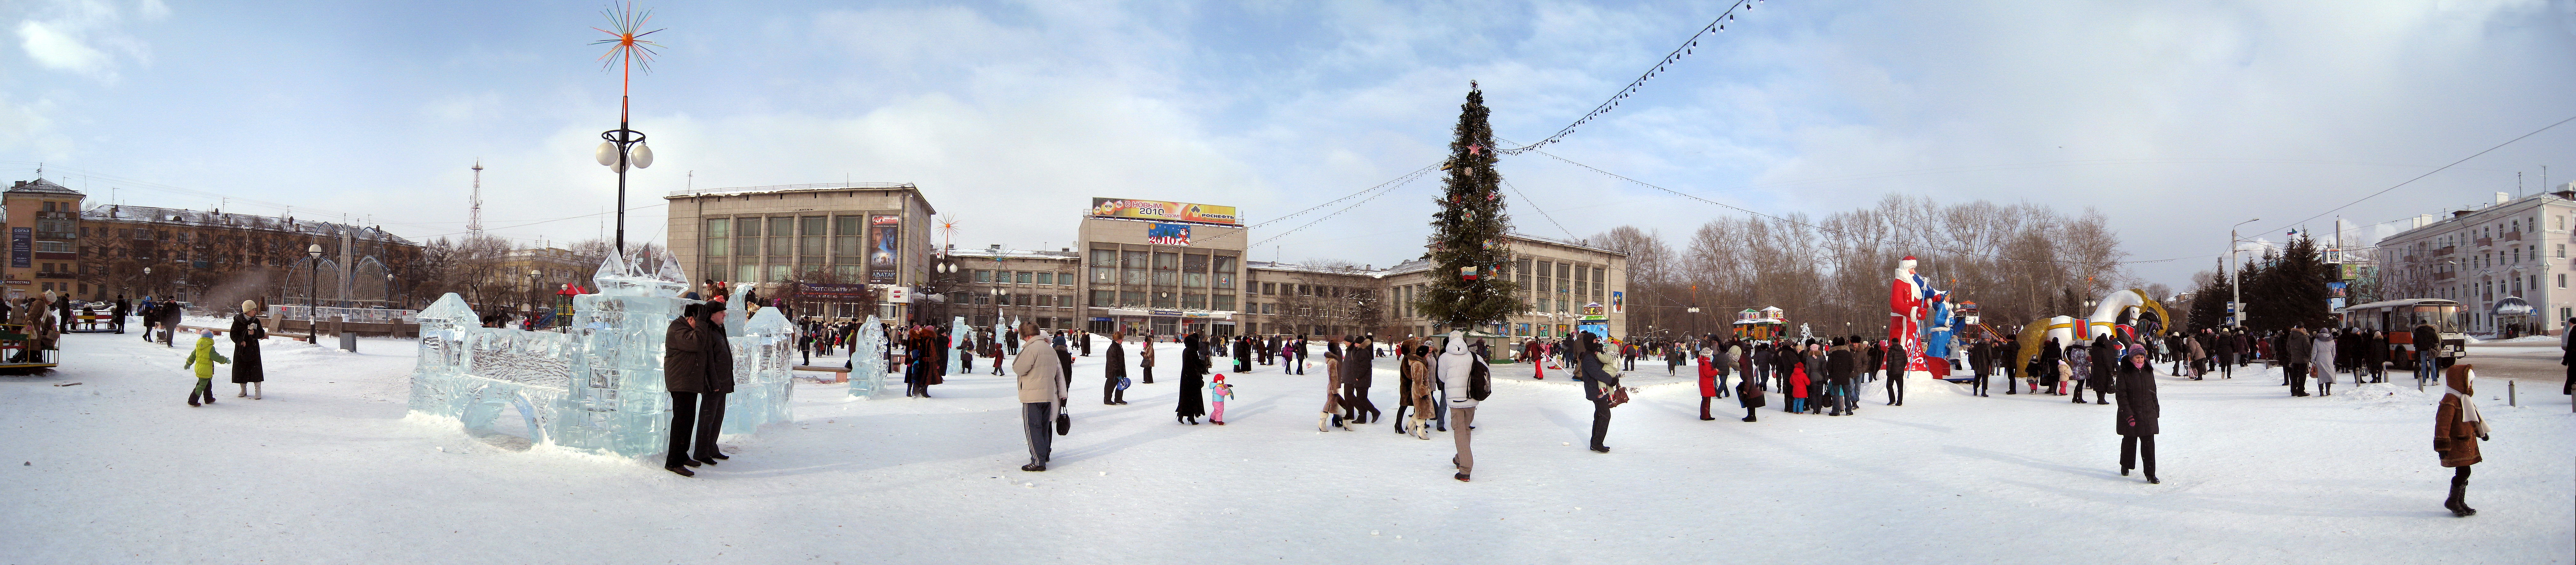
[1415,85,1523,333]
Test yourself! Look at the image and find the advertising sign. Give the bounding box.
[1610,291,1624,314]
[8,227,26,268]
[1090,198,1240,226]
[868,215,900,284]
[1581,302,1606,321]
[2327,281,2347,298]
[800,283,871,299]
[1144,223,1192,246]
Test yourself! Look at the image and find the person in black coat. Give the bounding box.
[228,301,268,399]
[1342,335,1380,423]
[1102,331,1129,405]
[661,304,713,477]
[1176,332,1210,424]
[694,305,737,466]
[1966,339,1991,397]
[111,295,129,332]
[1232,335,1251,373]
[1576,332,1616,452]
[2114,350,2160,483]
[2038,338,2063,393]
[1825,338,1855,415]
[2088,336,2118,404]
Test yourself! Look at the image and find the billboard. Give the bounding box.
[1145,223,1192,246]
[868,215,900,284]
[1090,198,1240,226]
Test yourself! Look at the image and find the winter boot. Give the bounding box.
[1318,412,1332,432]
[237,384,247,398]
[2447,482,2475,516]
[253,383,262,400]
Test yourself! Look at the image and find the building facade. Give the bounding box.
[1075,199,1248,338]
[3,178,421,309]
[1240,261,1386,339]
[1373,233,1629,341]
[665,183,937,322]
[929,245,1081,331]
[2373,185,2576,336]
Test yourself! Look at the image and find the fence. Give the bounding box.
[270,305,418,323]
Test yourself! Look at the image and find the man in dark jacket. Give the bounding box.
[1576,333,1615,453]
[2413,323,2440,385]
[2214,329,2239,378]
[661,304,712,477]
[111,295,129,333]
[694,305,736,464]
[1967,338,1991,397]
[1825,338,1856,415]
[2281,326,2314,396]
[1877,336,1904,406]
[2087,336,2118,404]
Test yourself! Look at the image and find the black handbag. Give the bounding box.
[1055,410,1070,435]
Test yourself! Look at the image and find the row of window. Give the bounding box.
[975,270,1075,286]
[1086,249,1239,290]
[703,216,871,260]
[1084,289,1237,311]
[718,264,866,284]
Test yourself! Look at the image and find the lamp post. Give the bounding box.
[2231,218,2260,329]
[140,266,151,301]
[529,269,543,327]
[591,7,663,258]
[386,273,396,310]
[306,244,323,329]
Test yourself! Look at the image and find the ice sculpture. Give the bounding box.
[949,316,971,375]
[408,251,799,458]
[848,315,888,398]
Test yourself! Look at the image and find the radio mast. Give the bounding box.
[469,161,485,237]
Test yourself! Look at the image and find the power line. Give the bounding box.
[1499,0,1768,155]
[2262,114,2576,235]
[1501,178,1578,240]
[1249,166,1441,247]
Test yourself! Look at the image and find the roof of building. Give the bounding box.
[7,178,83,196]
[1505,232,1631,257]
[949,245,1078,261]
[663,182,936,216]
[1248,260,1392,278]
[2383,190,2576,242]
[81,204,417,246]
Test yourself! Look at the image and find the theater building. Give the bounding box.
[1075,198,1247,338]
[664,183,936,322]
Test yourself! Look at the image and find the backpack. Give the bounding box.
[1468,357,1492,401]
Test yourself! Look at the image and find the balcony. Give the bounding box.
[35,271,74,280]
[2505,230,2524,242]
[2434,246,2455,256]
[34,231,75,240]
[2475,237,2493,248]
[2435,271,2456,281]
[33,211,73,220]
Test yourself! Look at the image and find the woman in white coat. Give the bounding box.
[2311,330,2339,396]
[1437,332,1488,482]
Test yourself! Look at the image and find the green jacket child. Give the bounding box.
[183,331,230,406]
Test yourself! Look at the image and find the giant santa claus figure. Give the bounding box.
[1889,256,1946,379]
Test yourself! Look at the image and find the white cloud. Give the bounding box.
[10,0,160,81]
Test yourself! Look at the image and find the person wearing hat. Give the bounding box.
[229,300,270,399]
[2113,348,2160,483]
[2434,364,2491,516]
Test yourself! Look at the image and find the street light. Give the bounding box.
[591,8,663,258]
[2231,218,2260,329]
[529,269,544,327]
[386,273,396,309]
[306,244,324,330]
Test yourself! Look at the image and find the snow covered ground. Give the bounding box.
[3,330,2569,563]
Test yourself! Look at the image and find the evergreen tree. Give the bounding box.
[2248,236,2332,332]
[1416,86,1523,332]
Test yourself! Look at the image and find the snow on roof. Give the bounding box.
[6,178,82,196]
[81,204,416,246]
[950,246,1078,261]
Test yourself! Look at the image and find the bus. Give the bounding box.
[2337,298,2466,368]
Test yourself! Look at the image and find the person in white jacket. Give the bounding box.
[1437,331,1486,482]
[2311,331,2339,396]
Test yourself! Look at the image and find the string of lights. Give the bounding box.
[1248,165,1442,247]
[1500,178,1578,240]
[1498,0,1768,155]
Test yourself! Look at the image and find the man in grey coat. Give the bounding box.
[1014,322,1068,471]
[2281,325,2314,397]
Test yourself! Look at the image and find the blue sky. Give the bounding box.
[5,0,2575,287]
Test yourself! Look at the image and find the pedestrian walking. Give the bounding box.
[228,300,268,400]
[1177,332,1210,425]
[181,331,229,407]
[1696,351,1721,421]
[1013,323,1067,472]
[1138,332,1157,384]
[1576,332,1619,453]
[1438,332,1488,481]
[2434,365,2489,516]
[2313,329,2339,396]
[2115,350,2159,483]
[1319,337,1350,431]
[1882,339,1907,406]
[2283,325,2315,397]
[1102,330,1129,405]
[1342,335,1380,424]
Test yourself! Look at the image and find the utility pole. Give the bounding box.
[2232,218,2260,329]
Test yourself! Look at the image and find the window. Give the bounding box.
[1090,290,1114,307]
[1261,282,1277,295]
[1121,291,1145,306]
[1035,272,1053,285]
[1152,291,1176,308]
[1093,266,1114,284]
[704,218,728,257]
[834,216,863,260]
[975,270,993,283]
[1261,303,1276,315]
[800,216,827,256]
[2559,244,2566,258]
[1153,252,1178,270]
[736,265,759,283]
[2558,274,2565,289]
[1016,272,1032,285]
[1182,294,1206,310]
[1061,273,1074,286]
[768,217,794,256]
[1213,295,1234,311]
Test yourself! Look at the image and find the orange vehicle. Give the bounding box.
[2338,299,2466,368]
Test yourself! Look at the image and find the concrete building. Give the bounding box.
[931,244,1081,331]
[1,178,420,309]
[664,183,937,321]
[1240,261,1386,339]
[1375,233,1630,341]
[2373,184,2576,336]
[1075,198,1248,338]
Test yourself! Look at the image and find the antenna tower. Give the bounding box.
[469,161,485,237]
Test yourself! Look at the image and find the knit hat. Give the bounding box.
[1212,374,1225,382]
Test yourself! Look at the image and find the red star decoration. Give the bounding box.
[1467,144,1482,156]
